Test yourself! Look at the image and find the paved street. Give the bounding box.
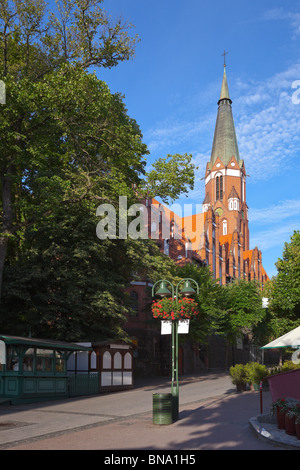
[0,372,285,451]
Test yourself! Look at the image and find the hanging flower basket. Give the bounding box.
[152,297,199,321]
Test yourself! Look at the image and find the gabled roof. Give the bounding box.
[228,186,240,199]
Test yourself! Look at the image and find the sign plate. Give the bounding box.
[161,320,172,335]
[0,340,6,364]
[161,320,190,335]
[178,319,190,334]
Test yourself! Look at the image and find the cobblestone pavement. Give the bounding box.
[0,373,292,451]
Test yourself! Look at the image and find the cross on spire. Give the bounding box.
[221,50,228,67]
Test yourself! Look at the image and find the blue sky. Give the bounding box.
[99,0,300,279]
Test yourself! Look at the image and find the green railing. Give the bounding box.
[68,373,99,397]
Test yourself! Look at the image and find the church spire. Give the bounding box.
[219,65,231,103]
[210,64,240,167]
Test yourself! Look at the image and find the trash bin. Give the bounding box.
[153,393,173,425]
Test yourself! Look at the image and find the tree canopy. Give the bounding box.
[261,230,300,342]
[0,0,196,341]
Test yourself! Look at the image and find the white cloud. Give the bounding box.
[249,200,300,224]
[145,60,300,183]
[262,8,300,38]
[250,222,297,252]
[234,63,300,179]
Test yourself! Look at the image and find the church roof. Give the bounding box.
[219,234,233,247]
[228,186,239,199]
[210,66,240,168]
[203,193,210,204]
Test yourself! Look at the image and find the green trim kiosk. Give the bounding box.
[0,334,92,404]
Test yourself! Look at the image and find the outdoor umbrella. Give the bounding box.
[261,325,300,349]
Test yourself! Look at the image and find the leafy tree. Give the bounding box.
[0,0,141,299]
[172,263,223,345]
[0,0,196,301]
[216,279,266,367]
[0,1,197,341]
[257,231,300,347]
[270,231,300,323]
[1,198,178,340]
[141,154,197,204]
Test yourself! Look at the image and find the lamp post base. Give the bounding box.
[172,394,179,422]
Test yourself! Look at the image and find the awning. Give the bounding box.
[0,334,92,352]
[261,325,300,349]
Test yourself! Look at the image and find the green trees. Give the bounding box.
[271,231,300,321]
[0,0,196,340]
[172,264,266,364]
[173,263,222,344]
[217,279,265,367]
[262,231,300,341]
[0,0,142,299]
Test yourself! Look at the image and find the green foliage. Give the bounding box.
[1,200,178,340]
[281,360,300,373]
[216,279,266,344]
[246,362,268,384]
[0,0,199,342]
[141,154,197,204]
[254,231,300,346]
[0,0,143,300]
[169,263,224,344]
[270,231,300,323]
[229,364,248,385]
[0,0,139,79]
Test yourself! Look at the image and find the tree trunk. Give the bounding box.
[0,171,13,300]
[225,337,230,370]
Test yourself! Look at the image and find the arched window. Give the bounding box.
[222,219,227,235]
[90,351,97,369]
[216,175,223,201]
[124,352,132,369]
[130,291,139,317]
[114,352,122,369]
[103,351,111,369]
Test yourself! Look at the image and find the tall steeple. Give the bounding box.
[203,61,250,274]
[210,65,240,167]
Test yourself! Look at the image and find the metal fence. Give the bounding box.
[68,373,99,397]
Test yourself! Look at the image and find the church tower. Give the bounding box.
[203,64,251,282]
[142,61,269,285]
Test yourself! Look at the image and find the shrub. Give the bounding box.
[246,362,268,384]
[229,364,248,385]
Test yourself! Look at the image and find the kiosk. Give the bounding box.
[0,334,92,404]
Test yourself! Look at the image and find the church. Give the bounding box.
[127,64,269,376]
[142,64,269,285]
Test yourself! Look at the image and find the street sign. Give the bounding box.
[178,319,190,334]
[161,321,172,335]
[161,320,190,335]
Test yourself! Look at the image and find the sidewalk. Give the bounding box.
[0,373,291,450]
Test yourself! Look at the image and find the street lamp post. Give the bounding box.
[152,278,199,423]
